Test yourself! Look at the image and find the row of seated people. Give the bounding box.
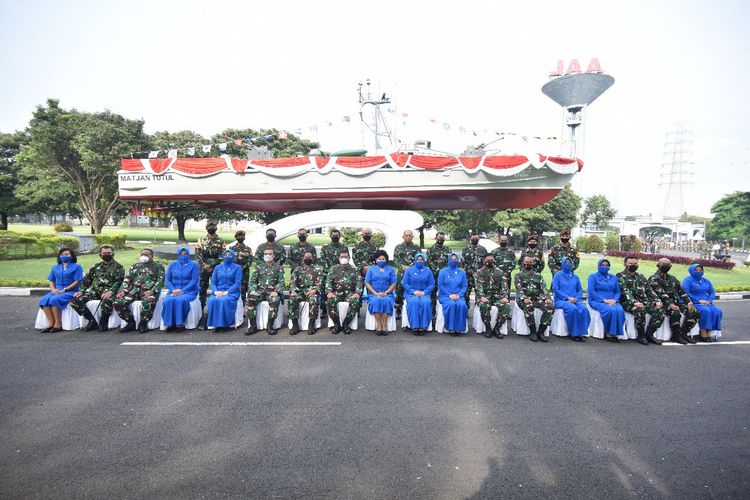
[37,246,723,343]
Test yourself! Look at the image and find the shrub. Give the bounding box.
[604,250,736,270]
[53,222,74,233]
[575,236,588,251]
[340,227,385,248]
[584,235,604,253]
[604,234,620,252]
[621,236,643,252]
[0,230,79,260]
[95,233,127,250]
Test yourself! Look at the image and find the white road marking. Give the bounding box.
[121,341,342,346]
[661,340,750,346]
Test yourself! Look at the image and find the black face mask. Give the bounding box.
[659,264,671,273]
[236,238,245,244]
[471,239,479,246]
[298,234,307,241]
[524,264,533,271]
[499,242,508,248]
[560,238,570,243]
[207,228,217,234]
[303,258,313,265]
[436,239,444,246]
[101,254,114,262]
[266,235,275,242]
[627,264,638,272]
[363,234,372,241]
[485,261,495,268]
[331,236,340,243]
[528,243,538,249]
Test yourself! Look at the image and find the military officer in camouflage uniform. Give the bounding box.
[254,228,286,266]
[517,234,545,273]
[394,230,422,319]
[514,255,554,342]
[461,231,488,307]
[287,228,317,271]
[352,228,377,285]
[114,248,165,333]
[616,256,665,345]
[288,251,321,336]
[490,234,516,285]
[547,228,579,282]
[474,254,511,339]
[325,248,362,335]
[320,229,349,323]
[427,231,452,328]
[245,248,286,336]
[648,257,700,345]
[70,245,125,332]
[230,230,254,307]
[196,220,226,310]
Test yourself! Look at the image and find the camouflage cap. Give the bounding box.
[206,220,218,228]
[527,233,539,242]
[560,227,571,236]
[235,230,246,237]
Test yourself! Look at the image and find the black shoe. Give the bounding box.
[646,333,662,345]
[492,322,503,338]
[137,320,149,333]
[244,325,257,336]
[119,320,136,333]
[290,320,300,336]
[537,325,549,343]
[84,319,99,332]
[49,327,63,333]
[308,322,317,335]
[483,322,493,338]
[41,327,53,333]
[686,334,698,344]
[98,314,110,332]
[174,325,185,333]
[637,336,649,345]
[268,328,278,335]
[213,327,224,333]
[165,325,176,332]
[529,330,538,342]
[672,333,688,345]
[382,330,389,336]
[343,326,352,335]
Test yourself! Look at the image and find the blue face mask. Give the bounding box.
[60,255,72,263]
[178,253,189,263]
[449,259,459,268]
[562,262,573,273]
[223,256,234,265]
[415,261,425,269]
[376,260,387,268]
[693,270,704,279]
[598,265,610,275]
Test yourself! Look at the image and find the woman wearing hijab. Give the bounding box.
[207,248,242,331]
[438,252,468,336]
[39,247,84,332]
[365,249,397,336]
[162,245,200,332]
[552,256,590,342]
[402,252,435,335]
[682,263,722,342]
[587,258,626,341]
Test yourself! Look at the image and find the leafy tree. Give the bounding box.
[15,162,82,220]
[493,185,581,237]
[707,191,750,240]
[0,131,28,229]
[581,194,617,230]
[17,99,150,234]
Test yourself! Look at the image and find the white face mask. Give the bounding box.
[263,255,274,262]
[139,255,150,263]
[339,258,349,265]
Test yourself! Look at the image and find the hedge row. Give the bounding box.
[94,234,127,249]
[604,250,736,270]
[0,230,80,260]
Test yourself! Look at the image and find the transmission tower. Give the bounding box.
[659,123,694,217]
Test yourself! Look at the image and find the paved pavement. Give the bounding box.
[1,297,749,499]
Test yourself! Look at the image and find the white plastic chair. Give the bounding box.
[549,309,569,337]
[511,302,546,337]
[79,300,123,330]
[35,304,81,331]
[472,305,508,336]
[159,292,202,330]
[287,301,322,330]
[435,302,468,333]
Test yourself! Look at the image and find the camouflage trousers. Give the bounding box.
[515,297,554,330]
[70,293,114,317]
[621,300,665,332]
[326,291,360,325]
[239,266,250,307]
[663,303,701,334]
[114,292,157,323]
[199,270,213,310]
[464,273,477,307]
[288,292,319,321]
[395,268,406,308]
[246,291,282,325]
[430,272,440,321]
[478,297,512,325]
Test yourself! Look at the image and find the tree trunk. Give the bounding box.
[176,215,187,243]
[418,226,425,248]
[1,211,8,230]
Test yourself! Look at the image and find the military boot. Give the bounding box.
[671,325,688,344]
[483,321,493,339]
[684,325,698,344]
[636,326,649,345]
[529,322,538,342]
[267,318,278,335]
[308,321,317,335]
[330,317,341,335]
[537,324,549,343]
[137,319,149,333]
[290,319,300,336]
[245,324,257,336]
[645,324,662,345]
[119,319,136,333]
[493,319,505,339]
[98,312,110,332]
[82,310,99,332]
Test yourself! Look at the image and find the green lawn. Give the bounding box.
[6,223,236,244]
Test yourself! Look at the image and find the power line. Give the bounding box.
[658,123,694,216]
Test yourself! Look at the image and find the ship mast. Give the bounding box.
[358,79,394,154]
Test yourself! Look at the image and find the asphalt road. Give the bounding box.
[1,298,749,499]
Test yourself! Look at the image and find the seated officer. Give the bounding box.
[325,249,362,335]
[245,248,285,336]
[70,245,125,332]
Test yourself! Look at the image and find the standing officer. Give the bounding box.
[70,244,125,332]
[490,233,516,285]
[288,228,317,271]
[245,248,285,336]
[352,228,378,287]
[616,256,665,345]
[196,220,226,311]
[394,229,421,319]
[474,254,511,339]
[254,228,286,266]
[648,257,700,345]
[461,231,488,307]
[230,230,254,307]
[427,231,452,328]
[547,228,579,282]
[320,229,349,323]
[288,251,321,335]
[514,255,554,342]
[114,248,165,333]
[325,249,362,335]
[517,233,545,273]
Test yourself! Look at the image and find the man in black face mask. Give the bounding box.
[648,258,700,344]
[490,233,516,285]
[514,255,553,342]
[548,228,579,283]
[288,228,317,271]
[320,229,349,324]
[254,228,286,266]
[517,234,545,273]
[231,230,254,307]
[196,220,226,311]
[353,228,377,283]
[71,245,125,332]
[616,256,665,345]
[461,231,488,307]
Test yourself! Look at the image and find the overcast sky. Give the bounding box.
[1,0,748,217]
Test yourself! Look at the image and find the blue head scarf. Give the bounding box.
[222,247,236,266]
[561,256,574,275]
[688,263,704,281]
[177,245,190,264]
[447,251,461,269]
[413,252,427,270]
[597,258,611,277]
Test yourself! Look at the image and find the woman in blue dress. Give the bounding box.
[587,258,625,341]
[365,249,397,336]
[438,252,468,336]
[207,248,242,332]
[402,252,435,335]
[682,263,722,342]
[162,245,200,332]
[552,256,590,342]
[39,247,84,332]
